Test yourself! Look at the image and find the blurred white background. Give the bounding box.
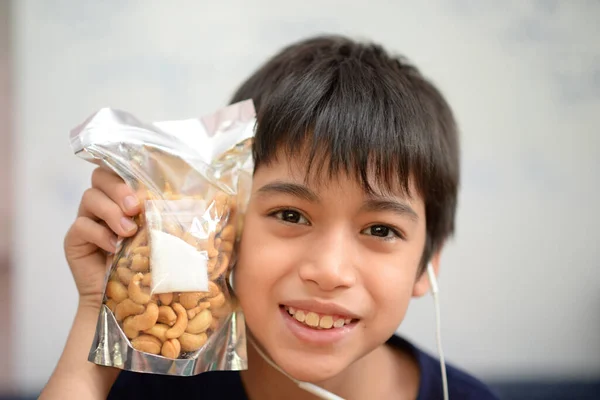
[3,0,599,396]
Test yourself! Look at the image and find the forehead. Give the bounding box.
[253,152,424,210]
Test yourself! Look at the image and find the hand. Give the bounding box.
[64,167,142,308]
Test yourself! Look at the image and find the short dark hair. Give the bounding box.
[229,35,460,273]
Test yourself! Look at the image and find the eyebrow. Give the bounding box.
[256,181,320,203]
[361,198,419,222]
[256,181,419,221]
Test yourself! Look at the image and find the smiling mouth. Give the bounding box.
[280,305,358,330]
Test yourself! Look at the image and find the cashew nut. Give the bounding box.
[131,334,162,355]
[207,232,219,258]
[116,267,135,285]
[128,227,147,249]
[219,224,235,242]
[105,299,118,313]
[122,317,139,339]
[207,257,218,273]
[106,280,128,303]
[209,317,219,331]
[117,258,130,269]
[129,273,151,304]
[158,293,173,306]
[165,303,188,339]
[187,302,210,320]
[207,281,219,297]
[209,192,229,220]
[124,302,159,339]
[179,292,205,309]
[141,272,152,287]
[161,338,181,359]
[210,253,230,280]
[211,301,232,319]
[186,309,212,334]
[130,254,149,272]
[179,332,208,352]
[144,323,169,342]
[132,245,150,257]
[114,298,145,321]
[208,292,226,309]
[219,240,234,254]
[157,305,177,326]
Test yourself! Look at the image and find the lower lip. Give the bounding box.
[279,306,357,345]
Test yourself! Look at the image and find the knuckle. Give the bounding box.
[66,217,87,245]
[72,216,88,233]
[81,188,96,205]
[116,184,131,202]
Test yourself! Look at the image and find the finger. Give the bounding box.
[91,167,141,216]
[68,216,118,254]
[78,188,138,237]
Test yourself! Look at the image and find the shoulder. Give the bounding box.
[387,335,500,400]
[439,359,500,400]
[108,369,246,399]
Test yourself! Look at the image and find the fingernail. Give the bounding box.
[110,237,118,250]
[124,196,140,211]
[121,217,137,232]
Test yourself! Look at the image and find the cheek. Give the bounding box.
[231,214,288,321]
[362,241,425,331]
[366,266,417,333]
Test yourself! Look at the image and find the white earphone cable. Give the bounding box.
[427,264,449,400]
[248,335,345,400]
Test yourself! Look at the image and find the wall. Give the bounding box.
[0,0,12,392]
[10,0,600,394]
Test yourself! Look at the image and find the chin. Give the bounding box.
[270,349,351,383]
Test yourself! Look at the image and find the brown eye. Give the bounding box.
[271,209,309,225]
[361,224,402,240]
[370,225,392,237]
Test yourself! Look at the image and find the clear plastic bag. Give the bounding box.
[70,100,255,375]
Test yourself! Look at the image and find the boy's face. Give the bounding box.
[233,153,432,382]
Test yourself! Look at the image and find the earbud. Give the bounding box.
[228,267,236,292]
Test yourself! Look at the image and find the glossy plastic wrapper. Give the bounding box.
[69,100,255,376]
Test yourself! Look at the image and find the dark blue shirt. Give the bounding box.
[108,335,499,399]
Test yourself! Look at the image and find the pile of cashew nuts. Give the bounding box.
[104,189,236,359]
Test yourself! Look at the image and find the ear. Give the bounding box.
[412,248,442,298]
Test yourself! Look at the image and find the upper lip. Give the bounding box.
[281,299,360,320]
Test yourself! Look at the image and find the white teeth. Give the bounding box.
[285,306,354,329]
[333,318,345,328]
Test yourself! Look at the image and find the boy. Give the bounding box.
[40,35,499,399]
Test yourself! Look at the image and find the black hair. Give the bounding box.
[229,35,460,273]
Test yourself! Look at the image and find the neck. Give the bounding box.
[239,334,419,400]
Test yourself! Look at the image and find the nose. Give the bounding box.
[298,228,357,291]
